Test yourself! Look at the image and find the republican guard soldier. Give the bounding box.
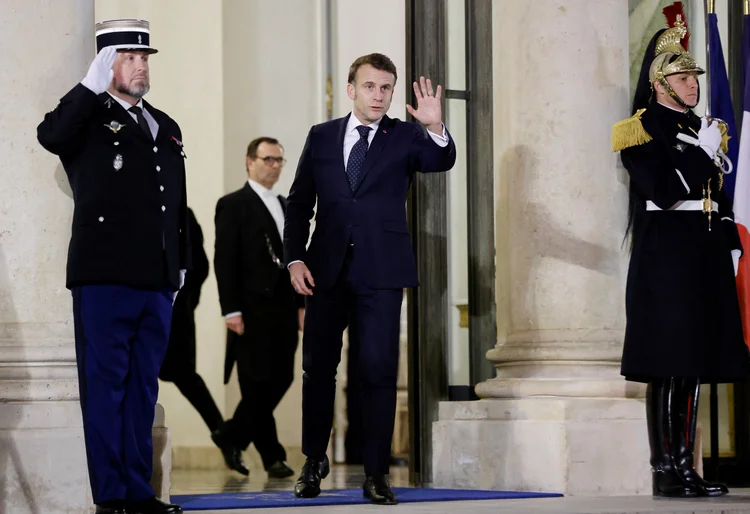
[612,6,748,498]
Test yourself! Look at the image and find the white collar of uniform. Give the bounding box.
[108,92,145,113]
[346,112,381,135]
[248,178,277,198]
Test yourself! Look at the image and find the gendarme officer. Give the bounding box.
[37,19,189,514]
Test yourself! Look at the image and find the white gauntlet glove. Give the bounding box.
[698,118,723,158]
[81,47,117,95]
[675,118,723,159]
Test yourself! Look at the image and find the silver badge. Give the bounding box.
[674,143,687,152]
[105,121,125,133]
[113,154,123,170]
[138,34,142,44]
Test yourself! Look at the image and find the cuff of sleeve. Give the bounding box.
[427,124,449,147]
[225,312,242,319]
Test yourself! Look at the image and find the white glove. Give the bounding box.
[81,47,117,95]
[733,249,741,277]
[697,118,723,159]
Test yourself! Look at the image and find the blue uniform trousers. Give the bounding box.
[72,285,172,504]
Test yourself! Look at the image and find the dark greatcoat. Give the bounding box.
[620,101,749,383]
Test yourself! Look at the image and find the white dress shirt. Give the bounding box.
[107,92,159,139]
[225,179,285,320]
[247,178,285,239]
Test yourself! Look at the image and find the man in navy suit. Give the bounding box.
[284,53,455,505]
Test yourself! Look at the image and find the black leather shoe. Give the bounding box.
[294,457,323,498]
[95,501,126,514]
[211,426,250,476]
[267,460,295,478]
[319,454,330,479]
[363,475,398,505]
[127,497,183,514]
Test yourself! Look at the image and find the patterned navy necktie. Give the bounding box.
[346,125,372,189]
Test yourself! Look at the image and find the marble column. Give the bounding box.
[0,2,169,512]
[433,0,651,496]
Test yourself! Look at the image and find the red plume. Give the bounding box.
[662,1,691,50]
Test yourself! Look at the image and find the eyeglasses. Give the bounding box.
[256,156,286,166]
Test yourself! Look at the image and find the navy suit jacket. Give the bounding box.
[283,113,456,290]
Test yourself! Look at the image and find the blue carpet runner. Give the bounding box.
[172,488,563,510]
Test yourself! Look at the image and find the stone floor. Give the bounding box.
[170,455,750,514]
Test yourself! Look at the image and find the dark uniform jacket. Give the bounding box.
[617,101,749,383]
[214,183,303,383]
[37,84,191,290]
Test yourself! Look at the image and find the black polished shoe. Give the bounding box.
[127,497,183,514]
[95,501,126,514]
[294,457,323,498]
[363,475,398,505]
[211,425,250,476]
[267,460,295,478]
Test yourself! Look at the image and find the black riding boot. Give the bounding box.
[672,378,728,497]
[647,378,697,497]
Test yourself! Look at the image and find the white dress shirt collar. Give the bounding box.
[108,92,145,113]
[247,177,276,198]
[346,112,381,135]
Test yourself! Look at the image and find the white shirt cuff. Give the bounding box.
[427,123,449,147]
[225,312,242,319]
[287,260,303,269]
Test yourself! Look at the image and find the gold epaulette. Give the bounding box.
[611,108,652,152]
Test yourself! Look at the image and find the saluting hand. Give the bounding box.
[81,47,117,95]
[406,76,443,135]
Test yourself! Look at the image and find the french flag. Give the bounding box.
[732,13,750,347]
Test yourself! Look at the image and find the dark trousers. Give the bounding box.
[302,244,403,476]
[72,285,172,504]
[224,304,298,469]
[159,291,222,433]
[345,323,364,464]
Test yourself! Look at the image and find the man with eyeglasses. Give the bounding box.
[213,137,304,478]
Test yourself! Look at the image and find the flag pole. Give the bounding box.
[705,0,714,116]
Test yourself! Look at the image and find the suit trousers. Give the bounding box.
[72,285,172,504]
[302,243,403,476]
[224,303,298,469]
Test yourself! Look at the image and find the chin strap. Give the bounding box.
[654,76,700,110]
